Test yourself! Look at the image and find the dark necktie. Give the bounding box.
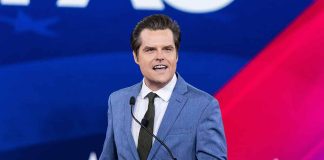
[137,92,158,160]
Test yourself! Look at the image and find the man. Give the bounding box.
[99,14,227,160]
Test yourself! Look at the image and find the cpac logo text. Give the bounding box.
[0,0,234,13]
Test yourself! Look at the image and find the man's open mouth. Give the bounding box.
[153,64,168,70]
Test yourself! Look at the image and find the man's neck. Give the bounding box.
[144,80,169,91]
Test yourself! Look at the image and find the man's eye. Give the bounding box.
[167,48,172,51]
[144,48,154,52]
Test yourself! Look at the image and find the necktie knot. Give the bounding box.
[147,92,158,102]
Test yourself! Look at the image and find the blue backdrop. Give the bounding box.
[0,0,311,159]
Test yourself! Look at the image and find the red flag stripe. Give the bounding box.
[216,1,324,159]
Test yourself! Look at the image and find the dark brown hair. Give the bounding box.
[131,14,181,57]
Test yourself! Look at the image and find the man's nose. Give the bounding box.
[155,49,165,61]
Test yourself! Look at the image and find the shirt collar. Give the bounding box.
[140,74,177,102]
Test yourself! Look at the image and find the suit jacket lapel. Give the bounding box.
[124,82,142,160]
[148,74,188,159]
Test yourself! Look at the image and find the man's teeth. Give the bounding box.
[153,65,167,70]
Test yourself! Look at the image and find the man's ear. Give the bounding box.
[133,51,139,64]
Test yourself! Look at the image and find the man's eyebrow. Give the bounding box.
[143,46,156,49]
[163,45,175,49]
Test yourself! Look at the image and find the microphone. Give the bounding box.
[141,118,149,127]
[129,97,177,160]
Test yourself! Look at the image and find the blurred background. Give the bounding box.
[1,0,323,159]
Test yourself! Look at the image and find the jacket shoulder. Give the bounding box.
[108,83,140,102]
[185,83,219,105]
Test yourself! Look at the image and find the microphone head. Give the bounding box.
[130,96,136,106]
[141,118,149,127]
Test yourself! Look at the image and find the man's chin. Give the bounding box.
[145,78,171,90]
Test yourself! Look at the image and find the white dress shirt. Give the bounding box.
[131,74,177,147]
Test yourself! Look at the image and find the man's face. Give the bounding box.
[133,29,178,91]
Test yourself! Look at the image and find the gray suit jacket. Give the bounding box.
[100,74,227,160]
